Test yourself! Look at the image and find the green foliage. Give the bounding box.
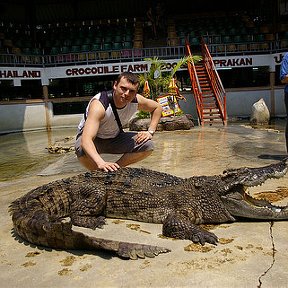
[136,110,151,119]
[138,55,202,100]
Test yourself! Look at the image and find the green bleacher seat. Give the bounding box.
[104,36,112,43]
[22,47,32,55]
[202,36,209,44]
[83,37,92,45]
[255,34,265,42]
[212,35,221,44]
[50,47,60,55]
[71,45,81,53]
[123,41,132,49]
[242,34,253,42]
[103,42,112,50]
[114,35,123,43]
[179,37,186,45]
[112,42,122,50]
[190,37,200,45]
[222,35,232,43]
[124,34,132,42]
[64,39,72,46]
[91,43,102,51]
[81,44,90,52]
[32,48,42,55]
[93,37,102,44]
[234,35,243,43]
[61,46,71,54]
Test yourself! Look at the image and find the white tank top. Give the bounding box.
[77,91,138,139]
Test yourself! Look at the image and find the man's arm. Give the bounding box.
[280,54,288,84]
[281,75,288,84]
[137,94,163,132]
[133,94,162,144]
[81,100,120,171]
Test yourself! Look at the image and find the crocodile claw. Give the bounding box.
[191,230,218,246]
[117,243,171,260]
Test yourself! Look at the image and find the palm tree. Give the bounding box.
[138,55,202,100]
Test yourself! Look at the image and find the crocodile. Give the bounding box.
[9,158,288,260]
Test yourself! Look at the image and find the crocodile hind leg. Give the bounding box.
[84,236,171,260]
[162,212,218,245]
[45,218,171,260]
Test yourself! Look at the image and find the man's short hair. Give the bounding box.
[116,72,140,86]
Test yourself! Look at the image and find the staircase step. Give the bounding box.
[203,116,222,120]
[203,120,225,126]
[186,48,226,126]
[203,109,221,113]
[203,106,218,109]
[202,95,215,98]
[203,114,220,117]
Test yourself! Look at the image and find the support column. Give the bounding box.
[43,85,51,132]
[270,71,275,118]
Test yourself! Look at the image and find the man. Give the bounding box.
[280,52,288,153]
[75,72,163,171]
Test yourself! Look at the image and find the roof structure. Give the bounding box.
[0,0,265,25]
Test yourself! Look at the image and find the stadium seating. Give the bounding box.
[0,11,287,65]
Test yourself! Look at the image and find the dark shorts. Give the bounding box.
[75,131,154,157]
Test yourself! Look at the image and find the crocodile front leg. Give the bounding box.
[162,212,218,245]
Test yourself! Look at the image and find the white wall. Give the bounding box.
[0,87,286,134]
[0,103,47,134]
[0,102,81,134]
[180,87,286,120]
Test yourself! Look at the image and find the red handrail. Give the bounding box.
[185,40,204,124]
[200,37,227,124]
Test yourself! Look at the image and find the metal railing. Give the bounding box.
[185,40,203,123]
[201,38,227,125]
[0,39,287,68]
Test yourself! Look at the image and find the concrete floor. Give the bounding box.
[1,124,288,288]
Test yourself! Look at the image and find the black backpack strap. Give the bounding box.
[107,91,123,132]
[82,90,123,133]
[83,90,110,121]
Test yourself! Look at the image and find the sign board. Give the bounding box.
[156,94,182,117]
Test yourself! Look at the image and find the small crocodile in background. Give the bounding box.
[9,159,288,260]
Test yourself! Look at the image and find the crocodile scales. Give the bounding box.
[9,159,288,260]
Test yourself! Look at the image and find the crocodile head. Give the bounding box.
[218,158,288,220]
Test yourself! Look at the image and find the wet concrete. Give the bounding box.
[0,123,288,288]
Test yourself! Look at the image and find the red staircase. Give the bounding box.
[185,38,227,126]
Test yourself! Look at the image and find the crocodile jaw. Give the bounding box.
[222,158,288,188]
[221,187,288,220]
[220,158,288,220]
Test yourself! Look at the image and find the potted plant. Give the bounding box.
[129,55,202,131]
[138,55,202,100]
[137,55,202,118]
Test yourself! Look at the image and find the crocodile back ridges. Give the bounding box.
[100,167,185,188]
[101,167,185,222]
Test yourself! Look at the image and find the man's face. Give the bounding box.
[113,77,139,108]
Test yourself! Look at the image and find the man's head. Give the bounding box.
[115,72,140,87]
[113,72,140,108]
